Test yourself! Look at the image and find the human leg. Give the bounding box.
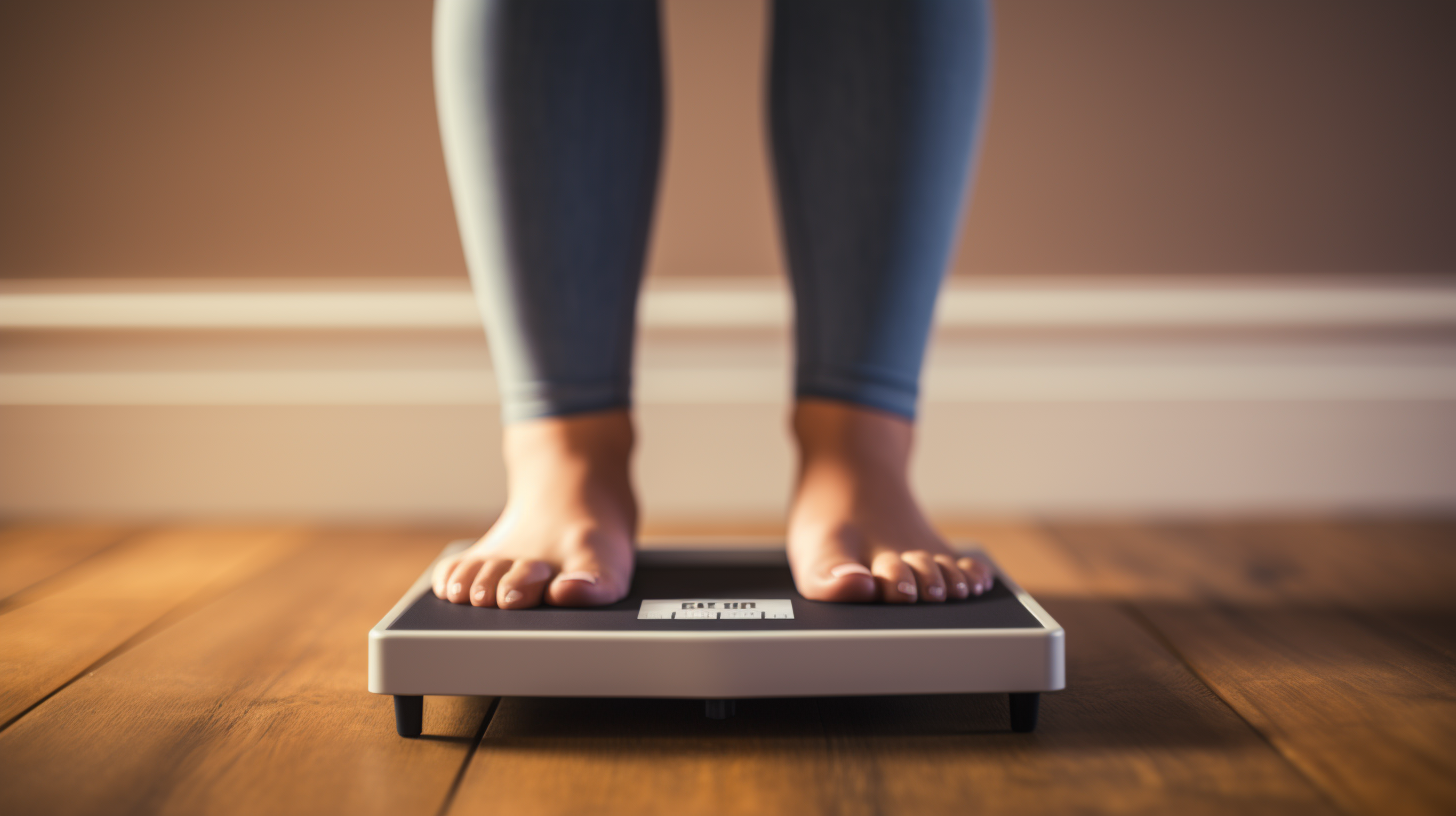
[431,0,663,607]
[769,0,994,602]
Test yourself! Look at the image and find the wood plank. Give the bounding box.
[1047,520,1456,816]
[447,523,1334,816]
[0,522,134,604]
[940,519,1091,596]
[0,527,491,816]
[0,525,301,727]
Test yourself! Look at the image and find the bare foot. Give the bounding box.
[787,399,994,603]
[432,410,637,609]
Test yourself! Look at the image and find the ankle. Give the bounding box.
[503,410,635,482]
[792,399,913,473]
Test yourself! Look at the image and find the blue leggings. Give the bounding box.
[435,0,990,423]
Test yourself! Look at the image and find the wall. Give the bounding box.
[2,1,1453,521]
[1,0,1452,280]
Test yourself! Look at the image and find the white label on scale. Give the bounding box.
[637,599,794,620]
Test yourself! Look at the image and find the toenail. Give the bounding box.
[928,585,944,598]
[472,588,486,601]
[897,581,916,596]
[449,582,462,596]
[503,589,523,604]
[955,582,968,595]
[830,563,873,579]
[557,571,597,584]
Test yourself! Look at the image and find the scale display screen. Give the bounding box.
[638,599,794,620]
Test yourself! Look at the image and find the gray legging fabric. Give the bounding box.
[434,0,990,423]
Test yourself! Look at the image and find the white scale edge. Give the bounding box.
[638,599,794,620]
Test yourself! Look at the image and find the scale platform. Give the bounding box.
[369,543,1064,735]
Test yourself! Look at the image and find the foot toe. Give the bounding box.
[432,554,463,599]
[446,559,487,604]
[795,561,876,603]
[546,560,628,607]
[902,550,946,603]
[935,555,970,600]
[498,559,553,609]
[872,552,918,603]
[956,556,995,595]
[469,559,512,607]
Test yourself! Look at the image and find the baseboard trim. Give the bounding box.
[3,276,1453,515]
[4,362,1456,405]
[4,276,1455,330]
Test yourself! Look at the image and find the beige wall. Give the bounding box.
[1,0,1452,280]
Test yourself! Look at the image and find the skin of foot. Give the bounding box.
[787,399,995,604]
[431,410,637,609]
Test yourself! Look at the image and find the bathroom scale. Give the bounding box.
[369,541,1064,736]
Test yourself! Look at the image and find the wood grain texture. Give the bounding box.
[1047,519,1456,816]
[447,523,1333,816]
[0,522,133,604]
[940,520,1090,597]
[2,519,1449,816]
[0,527,490,816]
[0,525,301,727]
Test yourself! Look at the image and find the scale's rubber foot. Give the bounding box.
[1009,692,1040,732]
[705,699,737,720]
[394,695,424,738]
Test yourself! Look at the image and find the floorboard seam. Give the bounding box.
[1120,593,1357,816]
[436,696,499,816]
[0,534,298,735]
[0,525,152,615]
[1036,521,1358,816]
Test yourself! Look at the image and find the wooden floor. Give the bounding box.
[0,520,1453,816]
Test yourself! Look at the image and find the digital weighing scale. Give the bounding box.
[369,543,1064,735]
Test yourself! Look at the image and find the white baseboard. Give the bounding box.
[7,275,1456,330]
[2,277,1454,518]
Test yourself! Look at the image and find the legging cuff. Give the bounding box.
[498,379,632,425]
[795,368,919,421]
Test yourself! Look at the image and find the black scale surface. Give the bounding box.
[389,564,1043,632]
